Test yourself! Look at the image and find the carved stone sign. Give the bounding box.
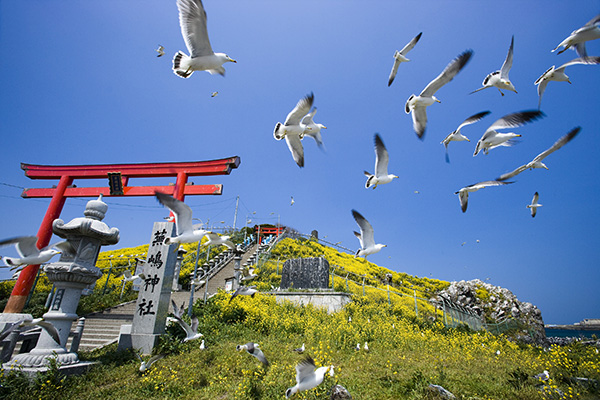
[130,222,178,354]
[280,257,329,290]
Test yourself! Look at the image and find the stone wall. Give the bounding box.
[272,292,352,314]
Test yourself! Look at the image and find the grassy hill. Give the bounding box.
[1,235,599,399]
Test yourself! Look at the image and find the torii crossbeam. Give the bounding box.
[3,157,240,314]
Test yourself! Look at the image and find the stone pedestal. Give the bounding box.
[280,257,329,290]
[2,195,119,372]
[172,246,187,292]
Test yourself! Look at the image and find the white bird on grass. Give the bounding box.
[199,339,205,350]
[364,134,398,189]
[155,191,211,245]
[273,93,314,168]
[135,352,165,373]
[204,232,235,249]
[388,32,422,87]
[364,342,370,352]
[441,111,491,163]
[172,0,236,78]
[229,285,258,303]
[352,210,386,260]
[292,343,305,353]
[534,57,600,108]
[285,356,331,398]
[0,236,70,269]
[301,108,327,148]
[237,342,269,366]
[473,110,545,156]
[527,192,542,218]
[552,14,600,57]
[471,36,517,96]
[497,127,581,181]
[405,49,473,139]
[455,180,514,213]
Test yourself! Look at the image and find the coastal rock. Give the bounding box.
[330,384,352,399]
[427,384,456,399]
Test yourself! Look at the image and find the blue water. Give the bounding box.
[545,328,600,339]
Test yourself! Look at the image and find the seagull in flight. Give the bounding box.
[172,0,236,78]
[169,313,203,342]
[388,32,422,87]
[273,93,314,167]
[497,127,581,181]
[534,57,600,108]
[229,285,258,303]
[204,232,235,249]
[155,191,211,245]
[471,36,517,96]
[441,111,490,163]
[552,14,600,57]
[135,352,165,373]
[301,108,327,148]
[285,356,331,398]
[473,110,545,156]
[0,236,70,269]
[527,192,542,218]
[352,210,386,259]
[0,318,61,345]
[156,45,165,57]
[364,134,398,189]
[123,269,146,282]
[455,181,514,213]
[405,49,473,139]
[237,342,269,366]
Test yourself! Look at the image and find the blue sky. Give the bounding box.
[0,1,599,325]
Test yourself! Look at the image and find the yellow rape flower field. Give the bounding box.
[1,237,598,399]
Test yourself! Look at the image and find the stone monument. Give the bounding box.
[280,257,329,290]
[2,195,119,374]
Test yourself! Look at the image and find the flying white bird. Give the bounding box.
[406,49,473,139]
[290,196,295,206]
[285,356,331,398]
[497,127,581,181]
[388,32,422,87]
[156,45,165,57]
[273,93,314,167]
[241,266,257,281]
[229,285,258,303]
[172,0,236,78]
[352,210,386,259]
[364,134,398,189]
[0,236,69,269]
[204,232,235,249]
[471,36,517,96]
[237,342,269,366]
[135,352,165,373]
[171,300,186,319]
[473,110,545,156]
[552,14,600,57]
[0,318,61,345]
[301,108,327,148]
[441,111,490,163]
[155,191,211,245]
[123,269,146,282]
[170,314,203,342]
[527,192,542,218]
[211,91,219,97]
[454,181,514,213]
[534,57,600,108]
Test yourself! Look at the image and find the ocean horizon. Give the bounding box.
[545,328,600,339]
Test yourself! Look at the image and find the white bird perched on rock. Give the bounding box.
[0,236,70,269]
[135,352,165,373]
[552,14,600,57]
[237,342,269,366]
[527,192,542,218]
[352,210,386,260]
[172,0,236,78]
[204,232,234,249]
[471,36,517,96]
[154,191,211,245]
[273,93,314,168]
[285,356,331,398]
[301,108,327,148]
[454,181,514,213]
[229,285,258,303]
[123,269,146,282]
[170,314,203,342]
[388,32,422,87]
[441,111,491,163]
[534,57,600,108]
[497,127,581,181]
[364,134,398,189]
[405,49,473,139]
[156,45,165,57]
[473,110,545,156]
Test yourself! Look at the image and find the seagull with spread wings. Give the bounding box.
[154,191,211,245]
[473,110,545,156]
[497,127,581,181]
[527,192,542,218]
[352,210,386,259]
[405,50,473,139]
[364,134,398,189]
[455,181,514,213]
[388,32,422,87]
[552,14,600,57]
[441,111,490,163]
[172,0,236,78]
[471,36,517,96]
[273,93,315,167]
[0,236,70,269]
[285,356,331,398]
[237,342,269,366]
[229,285,257,303]
[301,108,327,148]
[204,232,235,249]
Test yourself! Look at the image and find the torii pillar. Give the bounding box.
[3,157,240,314]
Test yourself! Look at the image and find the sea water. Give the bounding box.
[545,328,600,339]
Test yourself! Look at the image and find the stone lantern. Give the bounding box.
[3,195,119,373]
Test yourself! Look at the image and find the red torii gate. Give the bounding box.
[4,157,240,314]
